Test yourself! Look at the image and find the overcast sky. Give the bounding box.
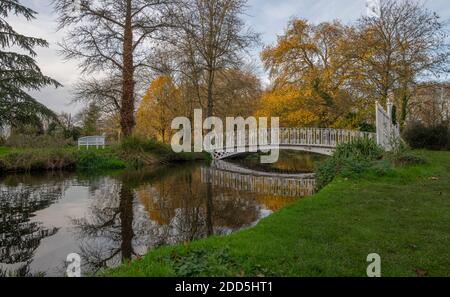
[7,0,450,115]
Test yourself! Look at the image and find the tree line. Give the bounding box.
[0,0,448,144]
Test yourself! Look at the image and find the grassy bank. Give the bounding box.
[0,147,10,156]
[105,150,450,277]
[0,147,125,173]
[0,140,207,173]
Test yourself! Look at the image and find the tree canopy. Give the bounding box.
[0,0,61,130]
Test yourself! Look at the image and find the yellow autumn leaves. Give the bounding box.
[136,76,182,143]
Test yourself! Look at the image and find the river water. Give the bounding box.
[0,153,322,276]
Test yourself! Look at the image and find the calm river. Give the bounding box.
[0,152,323,276]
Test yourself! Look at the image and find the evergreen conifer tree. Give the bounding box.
[0,0,61,129]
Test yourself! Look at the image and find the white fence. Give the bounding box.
[77,136,106,149]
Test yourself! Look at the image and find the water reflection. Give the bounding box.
[70,179,137,273]
[0,174,69,276]
[232,151,325,174]
[0,160,316,276]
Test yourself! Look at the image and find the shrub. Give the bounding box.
[367,160,394,177]
[315,138,383,190]
[339,157,372,178]
[384,140,427,166]
[403,122,449,150]
[5,134,74,149]
[121,136,172,155]
[314,137,429,190]
[315,157,338,190]
[333,137,384,160]
[0,149,76,172]
[75,150,126,170]
[120,136,147,151]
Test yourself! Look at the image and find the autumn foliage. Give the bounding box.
[258,0,448,130]
[136,76,182,143]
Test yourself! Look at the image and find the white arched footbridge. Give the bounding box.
[209,101,399,160]
[210,128,376,160]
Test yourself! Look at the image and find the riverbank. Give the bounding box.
[0,141,207,173]
[105,150,450,277]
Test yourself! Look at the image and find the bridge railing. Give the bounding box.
[208,128,376,152]
[276,128,376,147]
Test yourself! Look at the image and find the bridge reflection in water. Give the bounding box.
[201,161,316,198]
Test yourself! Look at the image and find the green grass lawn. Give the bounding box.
[105,150,450,277]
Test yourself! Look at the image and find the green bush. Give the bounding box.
[314,137,429,190]
[0,146,9,156]
[384,140,427,166]
[403,122,449,150]
[333,137,384,160]
[367,160,395,177]
[5,134,74,149]
[315,157,338,190]
[340,157,372,178]
[120,136,148,151]
[75,150,126,170]
[121,136,172,155]
[0,149,76,172]
[315,138,383,190]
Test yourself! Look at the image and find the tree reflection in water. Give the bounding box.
[70,179,137,273]
[72,164,268,272]
[0,162,311,275]
[0,174,67,276]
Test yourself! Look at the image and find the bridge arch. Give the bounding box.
[210,128,376,160]
[209,101,400,160]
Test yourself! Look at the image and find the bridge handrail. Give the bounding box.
[209,128,376,151]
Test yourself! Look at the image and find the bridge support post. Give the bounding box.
[375,99,400,151]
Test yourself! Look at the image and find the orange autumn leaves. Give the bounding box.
[136,76,182,143]
[258,19,360,128]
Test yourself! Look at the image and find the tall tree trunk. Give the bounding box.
[207,68,214,117]
[120,0,135,137]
